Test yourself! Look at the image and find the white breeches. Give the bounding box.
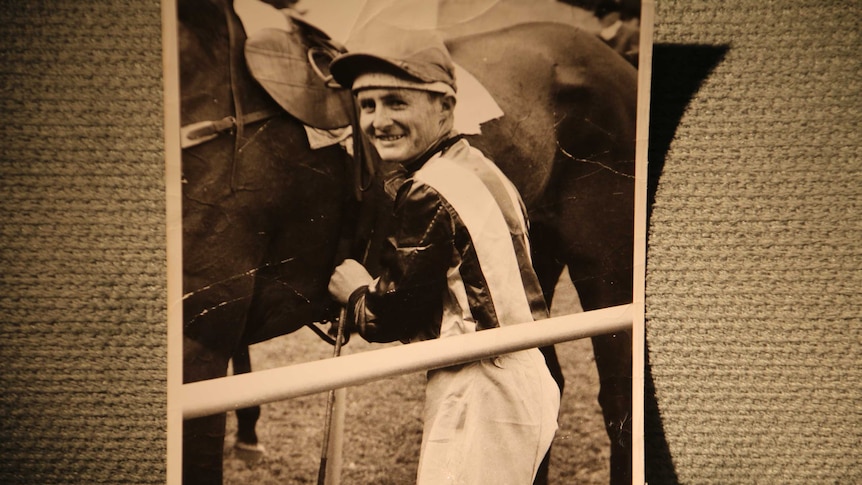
[417,348,560,485]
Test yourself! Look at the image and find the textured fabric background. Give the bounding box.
[0,1,859,484]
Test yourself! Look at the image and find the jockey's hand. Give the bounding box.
[328,259,373,305]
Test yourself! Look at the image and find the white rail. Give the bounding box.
[182,304,633,419]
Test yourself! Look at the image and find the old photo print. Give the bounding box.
[165,1,653,483]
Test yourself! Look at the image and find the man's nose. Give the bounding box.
[371,108,393,130]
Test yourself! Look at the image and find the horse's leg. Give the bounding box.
[183,336,232,485]
[528,221,568,485]
[590,326,632,485]
[231,345,264,455]
[569,264,633,485]
[530,220,567,392]
[181,197,267,483]
[555,163,634,485]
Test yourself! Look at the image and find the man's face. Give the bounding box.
[356,88,450,164]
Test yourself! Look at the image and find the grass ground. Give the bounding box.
[223,274,611,484]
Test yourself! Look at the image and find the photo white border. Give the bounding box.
[162,0,183,482]
[633,2,655,483]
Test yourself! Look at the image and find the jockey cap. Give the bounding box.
[330,26,456,97]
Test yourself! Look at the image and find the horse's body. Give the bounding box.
[180,2,355,480]
[179,0,636,483]
[451,22,636,485]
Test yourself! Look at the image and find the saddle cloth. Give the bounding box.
[236,0,353,130]
[234,0,503,146]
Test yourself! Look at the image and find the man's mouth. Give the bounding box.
[375,134,404,142]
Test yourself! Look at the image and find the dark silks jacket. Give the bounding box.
[347,137,549,344]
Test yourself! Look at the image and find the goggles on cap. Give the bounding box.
[351,72,456,96]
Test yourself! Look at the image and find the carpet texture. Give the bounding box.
[646,1,860,483]
[1,0,859,484]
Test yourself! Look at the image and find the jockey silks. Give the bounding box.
[346,138,560,484]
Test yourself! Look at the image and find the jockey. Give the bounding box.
[327,27,560,484]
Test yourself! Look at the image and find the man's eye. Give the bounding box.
[359,100,375,112]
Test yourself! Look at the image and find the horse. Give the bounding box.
[451,19,636,485]
[178,0,637,483]
[179,1,356,482]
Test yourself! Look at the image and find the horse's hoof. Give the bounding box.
[233,440,266,463]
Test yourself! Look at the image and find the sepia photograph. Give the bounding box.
[3,0,859,484]
[165,0,652,483]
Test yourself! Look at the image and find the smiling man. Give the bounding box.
[356,85,453,164]
[327,30,560,485]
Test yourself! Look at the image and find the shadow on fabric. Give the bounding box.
[647,43,730,222]
[645,43,729,485]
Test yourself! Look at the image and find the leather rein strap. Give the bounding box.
[180,108,281,149]
[180,0,281,158]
